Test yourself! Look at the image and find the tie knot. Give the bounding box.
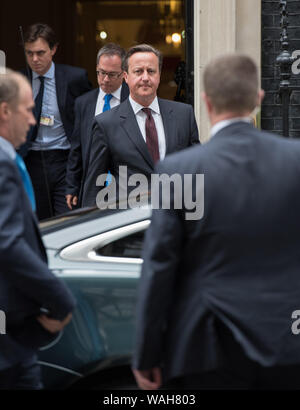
[38,76,45,84]
[104,94,113,103]
[142,107,152,118]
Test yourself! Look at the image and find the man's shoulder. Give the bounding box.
[158,97,193,112]
[76,88,99,105]
[55,63,86,73]
[55,63,88,80]
[156,143,202,174]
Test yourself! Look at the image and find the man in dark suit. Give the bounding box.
[0,70,76,389]
[82,44,199,208]
[20,23,91,220]
[133,54,300,390]
[65,43,129,210]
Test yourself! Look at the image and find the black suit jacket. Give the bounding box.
[133,121,300,381]
[82,98,199,207]
[65,82,129,198]
[0,147,76,371]
[19,63,92,157]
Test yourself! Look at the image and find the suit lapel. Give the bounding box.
[55,64,68,118]
[120,81,130,102]
[158,98,177,154]
[119,100,154,169]
[85,89,99,141]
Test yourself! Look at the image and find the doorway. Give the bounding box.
[74,0,190,101]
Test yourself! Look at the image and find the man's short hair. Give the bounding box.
[24,23,58,49]
[124,44,163,72]
[96,43,126,70]
[0,69,28,107]
[203,54,259,114]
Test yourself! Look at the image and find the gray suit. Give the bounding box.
[82,98,199,207]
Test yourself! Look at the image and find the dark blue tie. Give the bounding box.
[103,94,113,112]
[18,76,45,158]
[30,76,45,140]
[15,153,36,212]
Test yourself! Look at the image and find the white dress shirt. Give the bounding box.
[95,85,122,115]
[129,95,166,160]
[210,117,252,138]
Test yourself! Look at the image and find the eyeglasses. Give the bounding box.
[96,69,123,79]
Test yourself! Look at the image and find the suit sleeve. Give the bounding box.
[65,97,83,197]
[81,118,111,207]
[0,159,76,320]
[132,161,184,370]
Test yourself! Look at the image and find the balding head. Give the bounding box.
[0,69,35,148]
[0,69,31,107]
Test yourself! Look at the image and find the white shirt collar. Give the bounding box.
[99,84,122,101]
[210,117,252,138]
[0,136,16,160]
[32,61,55,80]
[129,95,160,115]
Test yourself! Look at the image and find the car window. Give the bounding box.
[96,230,146,259]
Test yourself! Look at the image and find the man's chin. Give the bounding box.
[16,138,27,149]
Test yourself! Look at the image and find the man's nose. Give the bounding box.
[141,71,150,81]
[32,53,39,62]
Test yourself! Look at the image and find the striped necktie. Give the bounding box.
[15,153,36,212]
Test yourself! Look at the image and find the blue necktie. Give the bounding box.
[103,94,113,112]
[15,153,36,212]
[102,94,113,185]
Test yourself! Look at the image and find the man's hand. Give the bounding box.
[66,194,78,210]
[132,367,162,390]
[37,312,72,333]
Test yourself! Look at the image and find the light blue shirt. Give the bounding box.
[31,62,70,151]
[0,136,16,160]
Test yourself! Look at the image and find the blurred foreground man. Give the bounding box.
[0,70,75,389]
[133,54,300,390]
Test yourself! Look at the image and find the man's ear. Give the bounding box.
[124,71,128,84]
[50,44,58,58]
[0,101,11,120]
[202,92,213,115]
[257,89,265,105]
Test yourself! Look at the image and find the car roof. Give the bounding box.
[41,206,152,250]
